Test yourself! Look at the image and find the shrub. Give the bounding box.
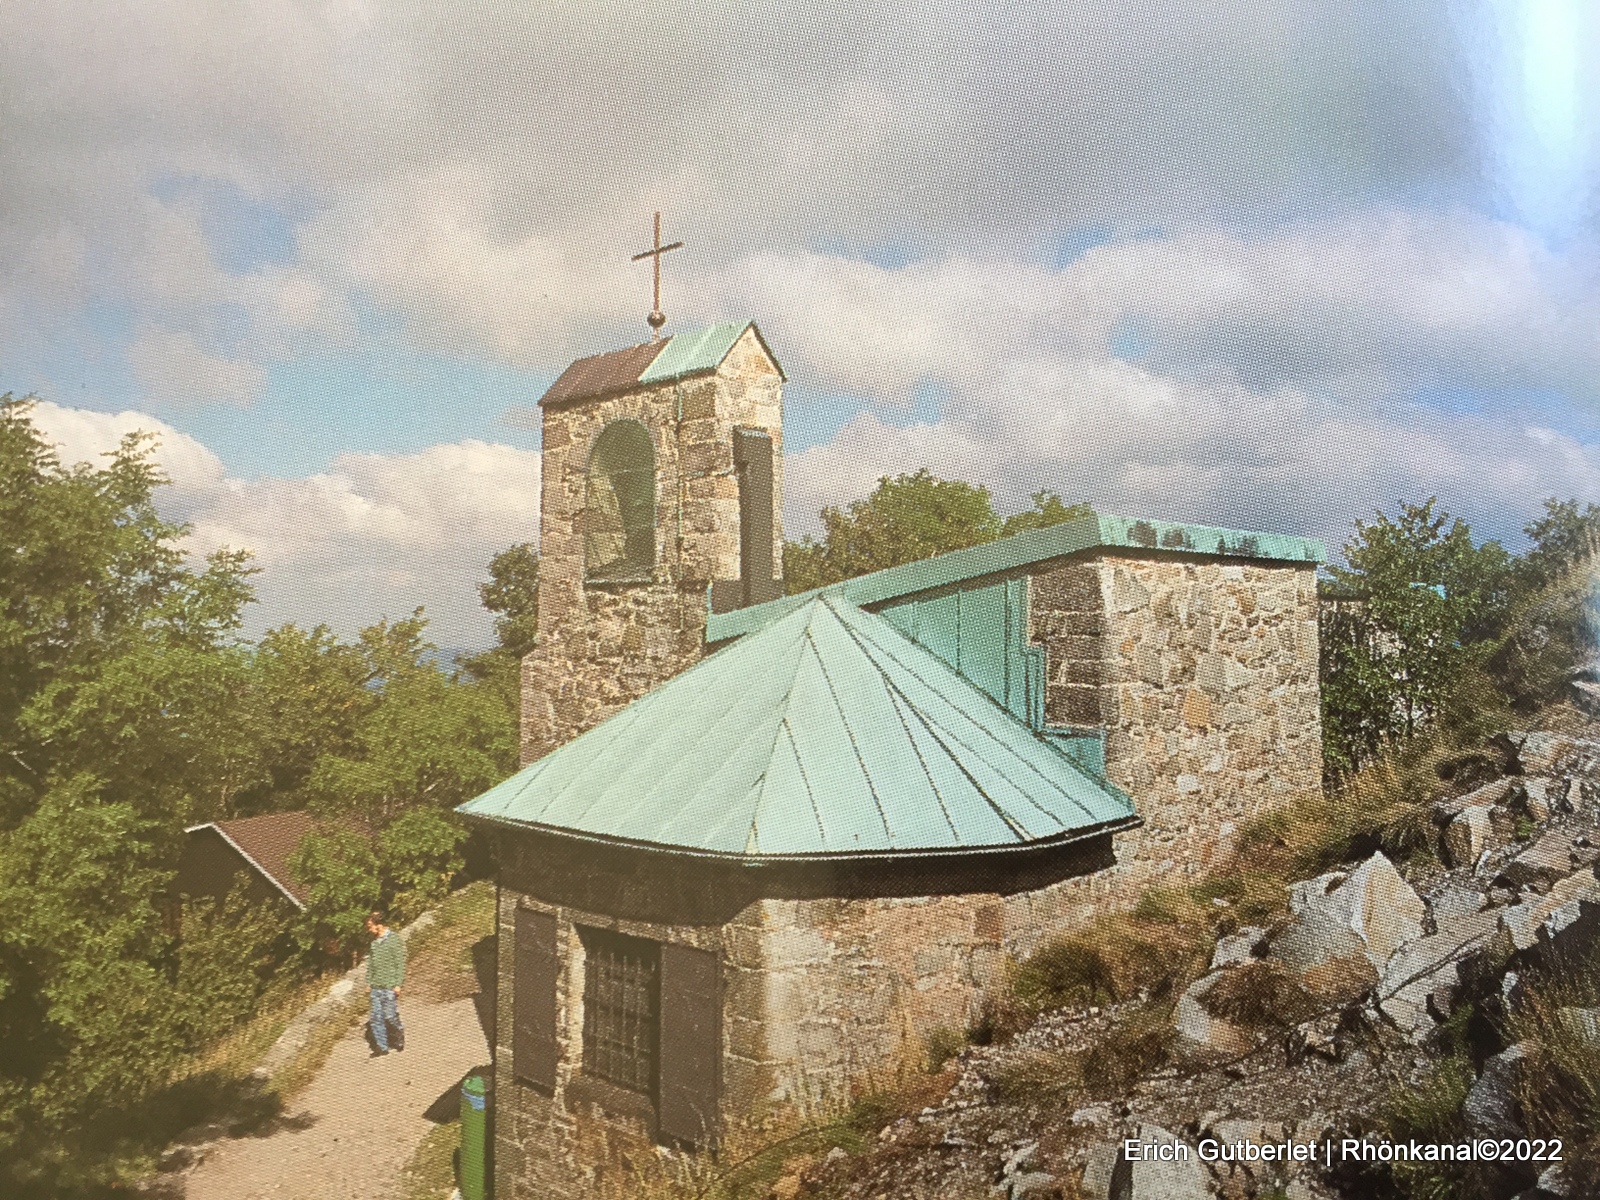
[379,808,467,925]
[288,823,380,960]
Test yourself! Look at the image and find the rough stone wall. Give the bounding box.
[522,327,782,764]
[1031,554,1322,909]
[755,894,1007,1106]
[491,886,771,1200]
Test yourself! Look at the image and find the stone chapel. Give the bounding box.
[457,318,1325,1200]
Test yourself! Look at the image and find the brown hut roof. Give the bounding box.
[185,810,318,908]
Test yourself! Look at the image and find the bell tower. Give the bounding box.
[521,320,785,764]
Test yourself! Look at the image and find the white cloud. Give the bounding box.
[783,354,1600,558]
[27,401,539,648]
[28,398,228,495]
[127,328,267,408]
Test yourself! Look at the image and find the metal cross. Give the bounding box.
[631,211,684,338]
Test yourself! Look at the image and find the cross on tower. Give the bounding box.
[631,212,684,339]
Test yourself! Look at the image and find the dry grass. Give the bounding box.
[1511,952,1600,1197]
[1196,960,1320,1030]
[989,1002,1175,1108]
[1009,909,1210,1015]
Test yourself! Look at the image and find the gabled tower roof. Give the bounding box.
[538,320,784,407]
[458,594,1136,860]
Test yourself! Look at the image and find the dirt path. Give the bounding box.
[181,993,490,1199]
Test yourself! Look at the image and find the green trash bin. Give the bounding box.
[460,1073,490,1200]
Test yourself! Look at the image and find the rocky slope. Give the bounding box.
[780,729,1600,1200]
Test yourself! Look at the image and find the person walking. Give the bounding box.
[365,910,406,1056]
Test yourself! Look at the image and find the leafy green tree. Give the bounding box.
[235,624,372,815]
[379,807,467,925]
[0,396,264,1177]
[307,611,515,829]
[999,490,1094,536]
[784,472,1095,593]
[173,877,293,1049]
[1321,498,1511,772]
[461,542,539,694]
[287,823,381,958]
[1517,497,1600,590]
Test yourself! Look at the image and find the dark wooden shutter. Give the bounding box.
[657,943,720,1143]
[513,908,559,1089]
[733,429,780,606]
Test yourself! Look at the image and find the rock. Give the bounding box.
[1499,833,1578,890]
[1123,1126,1211,1200]
[824,1146,848,1165]
[1008,1171,1057,1199]
[1464,1042,1530,1138]
[1173,972,1253,1057]
[1537,1161,1573,1198]
[1082,1127,1209,1200]
[1271,852,1426,973]
[1571,678,1600,716]
[1557,1007,1600,1042]
[1537,893,1599,962]
[1512,732,1584,775]
[1500,869,1600,951]
[1003,1141,1040,1176]
[1521,778,1553,821]
[1071,1103,1113,1127]
[1442,806,1495,868]
[1210,927,1267,969]
[328,978,355,1000]
[1430,883,1487,923]
[1378,909,1501,1040]
[1433,777,1519,820]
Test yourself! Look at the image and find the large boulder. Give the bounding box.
[1428,883,1487,923]
[1210,926,1268,969]
[1500,869,1600,952]
[1377,909,1500,1040]
[1270,853,1426,974]
[1509,731,1599,775]
[1442,806,1496,869]
[1499,833,1580,890]
[1464,1042,1530,1138]
[1173,971,1253,1057]
[1432,776,1519,819]
[1080,1126,1210,1200]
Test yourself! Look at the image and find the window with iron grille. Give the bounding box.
[580,928,659,1095]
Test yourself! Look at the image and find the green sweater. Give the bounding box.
[366,930,406,989]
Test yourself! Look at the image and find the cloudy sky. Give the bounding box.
[6,1,1600,648]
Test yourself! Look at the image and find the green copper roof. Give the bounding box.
[707,512,1325,643]
[458,594,1136,859]
[637,320,785,384]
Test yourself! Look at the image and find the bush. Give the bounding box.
[379,808,467,925]
[173,877,294,1049]
[288,823,380,959]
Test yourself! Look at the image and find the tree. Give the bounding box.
[784,470,1091,593]
[0,395,264,1176]
[1320,498,1511,772]
[999,490,1094,536]
[460,542,539,694]
[307,612,515,829]
[235,624,372,815]
[1517,497,1600,590]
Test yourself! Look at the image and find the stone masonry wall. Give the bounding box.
[491,883,772,1200]
[522,327,782,765]
[1031,554,1322,910]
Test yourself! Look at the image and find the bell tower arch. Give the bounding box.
[522,321,785,764]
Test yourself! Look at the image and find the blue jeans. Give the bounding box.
[369,987,403,1051]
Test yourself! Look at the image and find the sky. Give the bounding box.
[5,1,1600,649]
